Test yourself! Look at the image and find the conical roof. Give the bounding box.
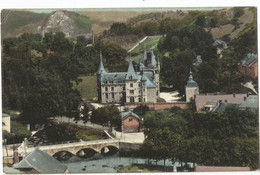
[126,59,138,80]
[97,51,107,74]
[187,70,198,87]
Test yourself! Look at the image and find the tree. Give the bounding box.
[133,105,149,116]
[195,15,206,27]
[91,105,120,129]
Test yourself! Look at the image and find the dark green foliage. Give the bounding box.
[94,40,128,71]
[195,15,206,27]
[91,105,120,129]
[233,7,244,18]
[10,121,31,143]
[160,49,196,95]
[133,105,149,116]
[2,32,82,126]
[73,36,99,74]
[109,23,130,36]
[142,107,258,169]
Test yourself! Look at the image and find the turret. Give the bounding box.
[97,51,107,75]
[185,70,199,102]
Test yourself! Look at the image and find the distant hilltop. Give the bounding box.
[2,10,92,39]
[37,10,92,38]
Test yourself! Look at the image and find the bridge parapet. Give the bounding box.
[19,139,120,156]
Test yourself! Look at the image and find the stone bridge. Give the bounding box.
[18,139,120,157]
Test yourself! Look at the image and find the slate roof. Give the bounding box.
[186,71,198,87]
[142,50,157,67]
[239,53,257,66]
[195,94,247,112]
[121,111,140,120]
[126,59,138,80]
[239,95,258,109]
[212,103,240,112]
[102,72,127,84]
[97,53,107,74]
[3,166,22,174]
[142,73,156,87]
[14,149,68,173]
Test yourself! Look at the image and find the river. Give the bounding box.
[62,152,182,173]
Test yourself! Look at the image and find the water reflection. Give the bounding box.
[63,152,177,173]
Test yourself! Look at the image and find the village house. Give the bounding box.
[120,111,140,132]
[237,53,258,78]
[195,93,248,112]
[97,49,160,104]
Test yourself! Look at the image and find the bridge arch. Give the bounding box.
[101,145,119,155]
[76,148,97,158]
[53,151,73,161]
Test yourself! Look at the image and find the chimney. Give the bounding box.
[13,149,19,164]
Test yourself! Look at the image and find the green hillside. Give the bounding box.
[69,12,92,32]
[2,10,48,38]
[127,36,162,61]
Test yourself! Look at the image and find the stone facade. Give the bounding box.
[97,49,160,104]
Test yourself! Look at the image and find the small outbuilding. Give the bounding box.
[13,148,68,174]
[121,111,140,133]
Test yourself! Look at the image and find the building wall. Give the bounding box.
[2,115,11,133]
[147,87,156,103]
[237,60,258,78]
[101,83,125,103]
[195,94,247,112]
[125,102,187,110]
[186,86,199,102]
[122,115,140,132]
[125,81,142,103]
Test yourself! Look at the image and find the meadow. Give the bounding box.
[72,75,97,100]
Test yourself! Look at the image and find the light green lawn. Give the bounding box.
[127,36,162,61]
[72,75,97,100]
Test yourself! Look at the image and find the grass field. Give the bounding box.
[127,36,162,61]
[72,75,97,100]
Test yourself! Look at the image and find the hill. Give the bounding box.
[1,10,48,38]
[2,10,93,39]
[37,10,92,39]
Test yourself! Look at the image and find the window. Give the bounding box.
[105,87,108,91]
[139,91,141,94]
[130,90,134,94]
[156,91,158,96]
[129,118,133,122]
[225,99,228,103]
[123,86,125,90]
[106,94,108,99]
[130,97,135,103]
[111,87,114,91]
[143,98,145,102]
[139,98,141,102]
[130,83,133,87]
[138,83,141,87]
[129,76,132,80]
[112,93,114,99]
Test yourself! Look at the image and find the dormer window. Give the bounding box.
[129,76,132,79]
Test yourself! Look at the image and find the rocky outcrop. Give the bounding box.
[37,10,92,39]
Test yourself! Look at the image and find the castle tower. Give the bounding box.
[97,51,106,103]
[185,70,199,102]
[125,59,139,103]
